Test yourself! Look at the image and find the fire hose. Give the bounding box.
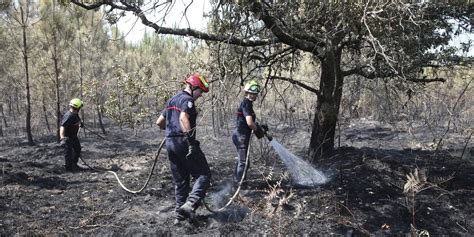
[202,130,272,213]
[79,125,271,210]
[78,126,166,194]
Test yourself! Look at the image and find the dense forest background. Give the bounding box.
[0,0,192,140]
[0,0,472,154]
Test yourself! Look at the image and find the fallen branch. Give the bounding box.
[69,224,125,230]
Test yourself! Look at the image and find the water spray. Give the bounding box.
[203,131,256,213]
[270,139,328,187]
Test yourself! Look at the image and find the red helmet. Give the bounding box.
[185,73,209,92]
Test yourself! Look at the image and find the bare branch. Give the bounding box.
[71,0,278,47]
[269,76,320,96]
[406,77,446,83]
[246,1,325,54]
[344,67,446,84]
[70,0,116,10]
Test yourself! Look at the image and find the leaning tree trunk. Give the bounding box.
[309,49,343,162]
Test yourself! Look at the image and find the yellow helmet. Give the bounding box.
[185,73,209,92]
[244,80,261,94]
[69,98,83,109]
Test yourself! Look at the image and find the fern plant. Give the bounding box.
[403,168,453,235]
[244,170,301,236]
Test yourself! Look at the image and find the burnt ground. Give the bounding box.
[0,119,473,236]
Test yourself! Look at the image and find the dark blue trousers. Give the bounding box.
[166,137,211,219]
[232,130,251,184]
[64,137,81,170]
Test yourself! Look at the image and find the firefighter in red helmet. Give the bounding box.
[155,73,211,225]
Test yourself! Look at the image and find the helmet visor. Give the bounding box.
[248,84,260,93]
[198,75,209,91]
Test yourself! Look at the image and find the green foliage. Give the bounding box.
[79,22,190,129]
[0,0,194,136]
[57,0,70,6]
[0,24,9,76]
[103,64,155,129]
[105,11,126,25]
[33,0,81,124]
[0,22,17,103]
[0,0,10,11]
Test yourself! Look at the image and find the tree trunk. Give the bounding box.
[54,43,61,140]
[22,22,34,146]
[0,104,4,137]
[97,105,106,135]
[8,95,13,118]
[1,104,7,128]
[309,48,343,162]
[42,96,51,133]
[79,34,86,137]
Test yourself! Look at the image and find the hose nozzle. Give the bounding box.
[265,132,273,141]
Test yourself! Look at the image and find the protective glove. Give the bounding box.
[254,123,265,139]
[80,122,84,128]
[259,124,272,141]
[59,137,69,147]
[186,142,200,159]
[184,132,199,159]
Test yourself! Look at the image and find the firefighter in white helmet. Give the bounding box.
[232,81,268,186]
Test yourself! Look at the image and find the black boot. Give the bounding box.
[178,201,196,218]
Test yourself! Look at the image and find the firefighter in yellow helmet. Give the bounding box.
[232,80,268,187]
[59,98,84,172]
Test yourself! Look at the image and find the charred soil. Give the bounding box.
[1,121,473,236]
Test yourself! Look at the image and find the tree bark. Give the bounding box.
[97,105,106,135]
[79,31,86,137]
[42,96,51,133]
[309,47,343,162]
[8,95,13,118]
[54,38,61,141]
[21,17,34,146]
[1,103,7,128]
[0,104,4,137]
